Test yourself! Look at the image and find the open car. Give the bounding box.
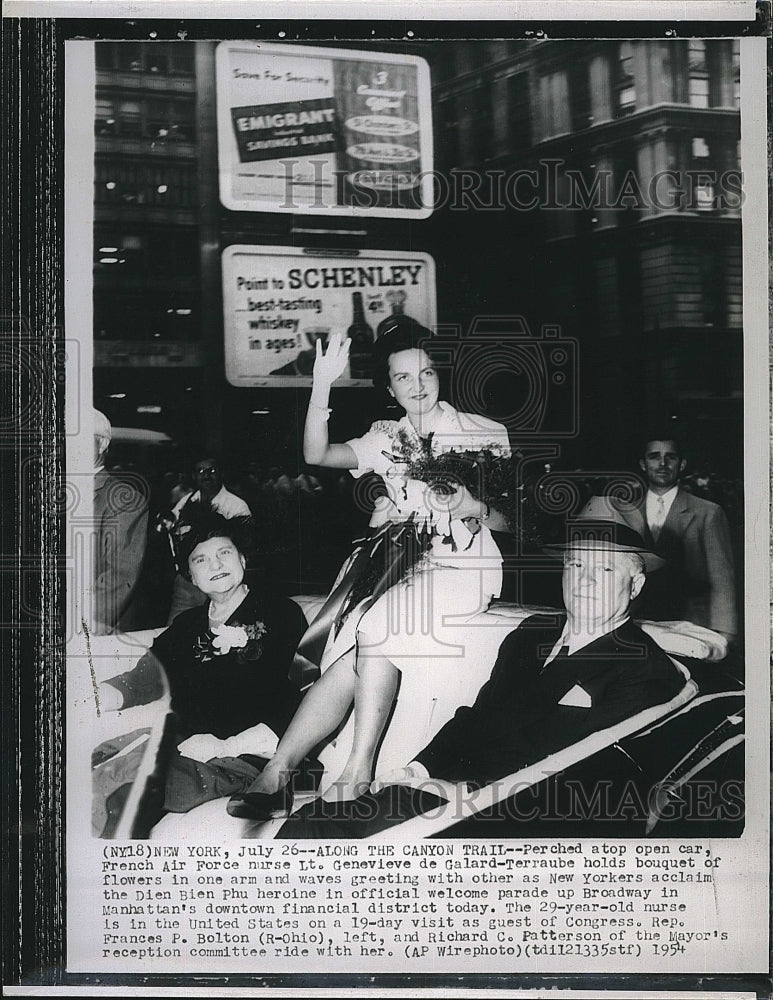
[365,656,744,841]
[78,600,744,841]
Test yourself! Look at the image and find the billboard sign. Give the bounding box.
[222,245,437,387]
[216,42,434,218]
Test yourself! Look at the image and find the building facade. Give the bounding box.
[431,38,742,468]
[93,41,212,453]
[93,38,743,474]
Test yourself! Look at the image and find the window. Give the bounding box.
[699,246,726,326]
[506,72,531,151]
[732,39,740,108]
[146,98,196,141]
[117,43,143,73]
[688,40,710,107]
[94,228,200,274]
[95,44,114,71]
[95,232,144,271]
[94,96,196,141]
[568,58,592,130]
[94,289,199,341]
[570,160,597,236]
[93,41,196,75]
[615,42,636,117]
[169,44,195,75]
[145,44,169,75]
[689,136,715,211]
[95,160,198,207]
[537,71,570,139]
[659,42,679,104]
[95,99,116,136]
[118,100,143,137]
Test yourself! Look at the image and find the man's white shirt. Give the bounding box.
[543,616,631,666]
[645,485,678,531]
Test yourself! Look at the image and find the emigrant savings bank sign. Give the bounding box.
[216,42,434,218]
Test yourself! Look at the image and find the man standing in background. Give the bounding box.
[92,409,149,634]
[582,434,737,642]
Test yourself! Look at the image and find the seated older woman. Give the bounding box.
[98,508,316,819]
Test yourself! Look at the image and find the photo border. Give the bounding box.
[2,7,770,996]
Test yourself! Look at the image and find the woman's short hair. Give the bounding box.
[371,319,439,393]
[176,504,254,579]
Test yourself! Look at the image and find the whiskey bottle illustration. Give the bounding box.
[376,289,411,339]
[347,291,375,379]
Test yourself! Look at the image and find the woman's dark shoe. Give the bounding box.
[236,754,324,793]
[227,780,294,821]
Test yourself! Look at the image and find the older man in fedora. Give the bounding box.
[271,519,686,836]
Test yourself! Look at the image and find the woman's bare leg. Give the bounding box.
[245,655,356,794]
[323,651,399,802]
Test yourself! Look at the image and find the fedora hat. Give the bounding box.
[545,518,665,573]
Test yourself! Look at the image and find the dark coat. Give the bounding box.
[103,589,306,741]
[415,615,684,786]
[93,469,149,632]
[275,614,686,840]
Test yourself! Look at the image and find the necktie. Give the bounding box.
[650,495,666,542]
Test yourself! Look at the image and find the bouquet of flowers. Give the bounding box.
[389,429,540,545]
[332,429,542,634]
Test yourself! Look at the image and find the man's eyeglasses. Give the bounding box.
[196,466,219,475]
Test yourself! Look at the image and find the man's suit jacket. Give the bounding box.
[414,615,684,787]
[580,490,736,635]
[93,469,149,633]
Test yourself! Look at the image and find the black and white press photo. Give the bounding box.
[7,12,764,990]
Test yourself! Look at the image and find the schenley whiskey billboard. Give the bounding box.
[222,245,437,386]
[216,42,434,218]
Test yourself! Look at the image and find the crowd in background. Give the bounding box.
[101,438,744,638]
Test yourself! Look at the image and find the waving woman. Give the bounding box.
[228,323,512,817]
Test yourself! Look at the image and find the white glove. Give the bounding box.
[178,724,280,763]
[178,733,227,763]
[312,331,351,387]
[219,722,279,759]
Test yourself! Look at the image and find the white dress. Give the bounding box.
[318,401,513,777]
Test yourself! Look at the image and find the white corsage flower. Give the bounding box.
[211,624,249,655]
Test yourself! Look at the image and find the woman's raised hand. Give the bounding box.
[313,332,351,387]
